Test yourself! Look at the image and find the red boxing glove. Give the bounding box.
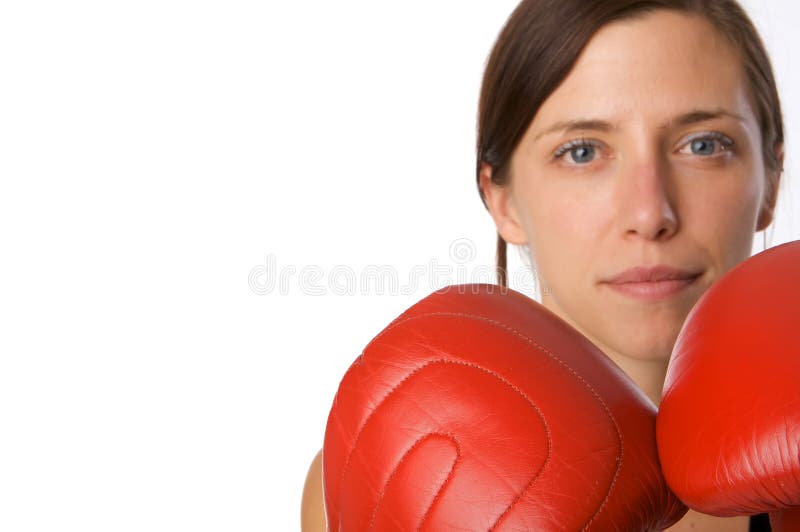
[657,240,800,530]
[323,284,686,530]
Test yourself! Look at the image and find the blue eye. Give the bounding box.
[554,140,601,164]
[682,132,734,157]
[570,145,595,163]
[691,139,716,155]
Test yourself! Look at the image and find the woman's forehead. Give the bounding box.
[530,10,752,130]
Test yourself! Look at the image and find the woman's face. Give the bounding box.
[488,10,778,362]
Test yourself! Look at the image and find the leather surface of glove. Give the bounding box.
[658,240,800,526]
[324,284,686,531]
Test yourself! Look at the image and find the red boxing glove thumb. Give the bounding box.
[657,240,800,529]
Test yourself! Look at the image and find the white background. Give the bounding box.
[1,1,798,530]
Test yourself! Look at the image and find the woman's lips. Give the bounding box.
[604,274,701,301]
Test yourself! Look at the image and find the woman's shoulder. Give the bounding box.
[301,449,326,532]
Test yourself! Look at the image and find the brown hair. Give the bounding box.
[476,0,784,288]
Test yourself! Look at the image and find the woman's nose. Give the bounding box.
[616,153,679,242]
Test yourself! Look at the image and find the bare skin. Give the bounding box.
[303,9,782,531]
[301,450,325,532]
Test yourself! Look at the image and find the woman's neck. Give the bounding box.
[600,351,669,406]
[539,295,670,406]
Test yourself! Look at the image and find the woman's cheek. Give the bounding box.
[693,172,762,275]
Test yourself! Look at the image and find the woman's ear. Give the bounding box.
[756,142,784,232]
[479,162,528,245]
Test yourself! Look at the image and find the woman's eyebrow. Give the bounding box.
[669,109,746,127]
[533,109,746,142]
[533,119,613,142]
